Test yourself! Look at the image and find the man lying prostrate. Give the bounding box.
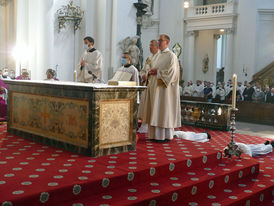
[173,131,211,143]
[235,141,273,157]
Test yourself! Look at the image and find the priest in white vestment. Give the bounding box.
[138,40,160,119]
[137,40,160,133]
[142,34,181,143]
[77,36,104,83]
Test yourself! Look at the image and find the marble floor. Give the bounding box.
[237,121,274,140]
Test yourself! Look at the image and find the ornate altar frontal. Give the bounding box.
[6,80,145,157]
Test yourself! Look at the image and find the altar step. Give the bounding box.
[60,152,273,206]
[1,130,273,206]
[64,161,273,206]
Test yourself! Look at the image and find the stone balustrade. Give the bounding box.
[186,1,236,18]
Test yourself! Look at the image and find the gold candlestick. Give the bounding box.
[224,108,242,159]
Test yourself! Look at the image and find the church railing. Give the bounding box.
[181,100,232,131]
[186,0,236,18]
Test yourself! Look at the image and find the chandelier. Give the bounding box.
[56,0,84,32]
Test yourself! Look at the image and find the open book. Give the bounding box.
[110,71,133,81]
[108,71,136,86]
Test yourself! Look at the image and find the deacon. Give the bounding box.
[138,40,160,118]
[113,52,139,85]
[137,40,160,133]
[77,36,104,83]
[142,34,181,143]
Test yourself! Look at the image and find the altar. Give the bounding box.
[5,80,145,157]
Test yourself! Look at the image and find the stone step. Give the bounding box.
[62,155,262,206]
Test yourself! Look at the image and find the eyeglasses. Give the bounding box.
[158,39,167,42]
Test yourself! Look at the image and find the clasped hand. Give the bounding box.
[80,60,86,67]
[149,68,158,76]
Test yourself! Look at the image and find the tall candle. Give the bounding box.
[74,70,77,82]
[232,74,237,109]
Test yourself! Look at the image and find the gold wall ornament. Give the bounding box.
[172,43,182,59]
[202,54,209,73]
[56,0,84,32]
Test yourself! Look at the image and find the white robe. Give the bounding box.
[183,85,194,96]
[215,88,226,101]
[193,84,204,97]
[142,48,181,141]
[236,142,273,157]
[225,85,233,96]
[138,51,160,120]
[211,85,216,98]
[77,49,104,83]
[115,65,139,85]
[174,131,209,143]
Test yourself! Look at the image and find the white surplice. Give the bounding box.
[77,49,104,83]
[115,65,139,86]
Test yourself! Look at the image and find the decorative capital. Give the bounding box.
[213,34,221,39]
[186,30,198,37]
[225,28,234,34]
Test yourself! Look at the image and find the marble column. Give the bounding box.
[185,30,197,82]
[0,5,7,69]
[95,0,107,82]
[110,0,117,79]
[213,34,221,83]
[224,28,234,82]
[0,0,17,70]
[15,0,30,75]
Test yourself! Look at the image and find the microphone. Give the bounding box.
[88,71,98,80]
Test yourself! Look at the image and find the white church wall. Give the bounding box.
[115,0,137,73]
[0,1,16,70]
[159,0,185,63]
[194,29,217,82]
[255,0,274,75]
[142,0,185,69]
[50,0,78,82]
[257,0,274,9]
[14,0,81,81]
[232,0,257,83]
[0,6,7,70]
[255,11,274,74]
[142,0,160,63]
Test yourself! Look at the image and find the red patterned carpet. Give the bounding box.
[0,124,273,206]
